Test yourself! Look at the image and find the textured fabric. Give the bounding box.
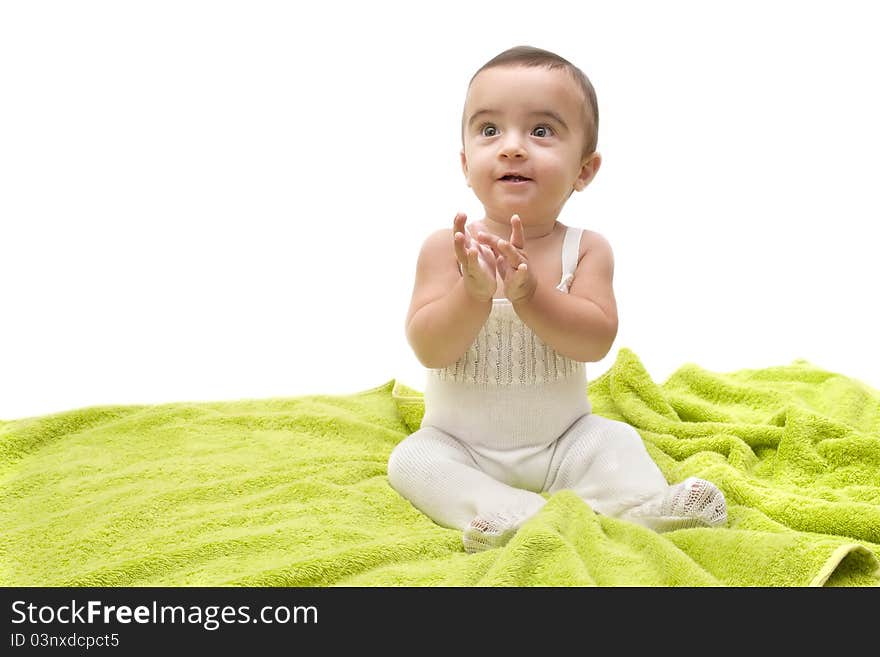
[387,413,675,533]
[386,425,548,532]
[462,512,523,554]
[421,374,590,450]
[438,224,585,386]
[389,349,880,585]
[623,477,728,532]
[397,224,720,542]
[1,351,879,586]
[428,301,587,385]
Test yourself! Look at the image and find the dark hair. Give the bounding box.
[461,45,599,157]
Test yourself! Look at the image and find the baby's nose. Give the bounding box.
[499,137,527,158]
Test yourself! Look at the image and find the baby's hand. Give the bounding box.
[476,214,537,304]
[453,212,497,302]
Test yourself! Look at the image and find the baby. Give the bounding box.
[389,45,727,553]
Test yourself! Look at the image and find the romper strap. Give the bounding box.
[558,225,584,290]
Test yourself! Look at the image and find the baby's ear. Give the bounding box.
[460,150,471,187]
[575,152,602,191]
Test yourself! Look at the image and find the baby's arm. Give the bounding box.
[512,231,618,363]
[405,214,495,369]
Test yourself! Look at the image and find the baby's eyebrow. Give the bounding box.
[468,109,568,131]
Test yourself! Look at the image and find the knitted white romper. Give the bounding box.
[388,225,726,549]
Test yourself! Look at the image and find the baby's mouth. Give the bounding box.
[499,175,532,182]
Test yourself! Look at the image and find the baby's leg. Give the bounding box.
[387,426,546,552]
[546,414,726,530]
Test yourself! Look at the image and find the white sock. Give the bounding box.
[462,511,523,553]
[624,477,727,532]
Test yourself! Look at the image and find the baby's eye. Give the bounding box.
[478,123,554,138]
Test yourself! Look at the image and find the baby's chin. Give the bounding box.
[480,200,545,223]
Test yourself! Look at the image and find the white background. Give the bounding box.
[2,1,879,420]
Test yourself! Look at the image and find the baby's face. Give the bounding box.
[460,65,598,225]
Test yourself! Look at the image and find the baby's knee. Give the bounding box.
[591,415,643,444]
[387,438,419,492]
[387,429,449,490]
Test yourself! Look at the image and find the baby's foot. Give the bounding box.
[661,477,727,526]
[628,477,727,532]
[462,511,520,554]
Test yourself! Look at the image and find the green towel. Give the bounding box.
[2,348,878,586]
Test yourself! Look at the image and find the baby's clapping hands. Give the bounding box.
[477,214,537,304]
[453,212,497,302]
